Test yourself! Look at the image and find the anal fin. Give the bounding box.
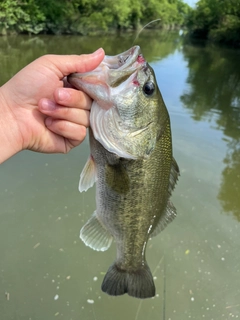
[80,211,113,251]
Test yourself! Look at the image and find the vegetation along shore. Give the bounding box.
[0,0,240,47]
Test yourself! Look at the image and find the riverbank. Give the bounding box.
[187,27,240,48]
[0,0,189,36]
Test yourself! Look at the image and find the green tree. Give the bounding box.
[0,0,45,34]
[141,0,189,28]
[186,0,240,46]
[0,0,190,35]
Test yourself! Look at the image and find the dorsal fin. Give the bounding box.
[150,201,177,238]
[150,157,180,238]
[168,157,180,195]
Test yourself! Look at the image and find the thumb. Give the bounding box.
[44,48,105,78]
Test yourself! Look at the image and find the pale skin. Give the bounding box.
[0,48,105,164]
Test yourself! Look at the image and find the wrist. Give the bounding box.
[0,85,23,163]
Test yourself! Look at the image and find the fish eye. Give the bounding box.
[143,81,155,96]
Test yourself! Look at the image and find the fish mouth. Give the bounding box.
[103,46,142,70]
[67,46,146,89]
[105,46,145,87]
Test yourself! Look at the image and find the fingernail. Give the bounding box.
[57,88,70,101]
[93,48,104,55]
[41,99,56,111]
[45,117,52,126]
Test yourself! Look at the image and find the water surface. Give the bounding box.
[0,31,240,319]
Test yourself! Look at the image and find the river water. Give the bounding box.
[0,31,240,320]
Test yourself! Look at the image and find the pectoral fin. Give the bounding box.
[80,211,113,251]
[79,155,97,192]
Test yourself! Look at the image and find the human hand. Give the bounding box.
[0,48,105,163]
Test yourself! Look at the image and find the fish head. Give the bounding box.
[68,46,170,159]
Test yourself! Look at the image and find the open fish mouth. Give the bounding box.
[67,46,146,88]
[103,46,146,86]
[103,46,142,70]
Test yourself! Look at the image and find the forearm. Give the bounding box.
[0,86,22,164]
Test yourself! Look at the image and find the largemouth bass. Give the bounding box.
[68,46,179,299]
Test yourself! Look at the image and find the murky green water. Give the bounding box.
[0,31,240,320]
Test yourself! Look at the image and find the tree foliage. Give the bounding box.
[186,0,240,46]
[0,0,45,34]
[0,0,190,35]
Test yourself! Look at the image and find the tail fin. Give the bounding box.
[101,262,155,299]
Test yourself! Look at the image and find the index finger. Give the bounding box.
[54,88,92,110]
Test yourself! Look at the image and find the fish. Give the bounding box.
[67,46,179,299]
